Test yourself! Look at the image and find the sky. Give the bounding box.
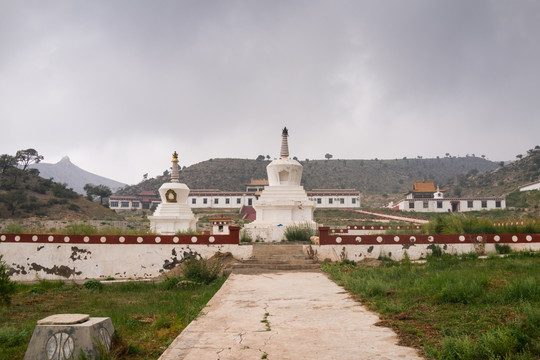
[1,1,540,185]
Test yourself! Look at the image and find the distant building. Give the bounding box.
[109,186,361,210]
[392,180,505,212]
[519,179,540,192]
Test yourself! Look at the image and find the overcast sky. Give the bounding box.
[2,1,539,185]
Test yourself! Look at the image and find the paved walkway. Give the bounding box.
[159,272,423,360]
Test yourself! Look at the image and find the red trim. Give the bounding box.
[318,227,540,245]
[0,227,240,245]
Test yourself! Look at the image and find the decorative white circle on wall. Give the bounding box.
[83,236,90,243]
[476,236,483,242]
[32,235,38,242]
[137,237,143,243]
[100,236,106,243]
[380,226,384,230]
[155,237,161,243]
[173,236,179,243]
[48,236,54,242]
[0,235,5,241]
[427,236,433,243]
[397,226,401,229]
[526,235,532,242]
[459,235,465,242]
[376,236,383,243]
[336,237,342,244]
[119,236,125,243]
[46,331,74,360]
[371,226,375,230]
[394,236,400,242]
[209,236,215,243]
[191,236,198,243]
[354,226,357,229]
[63,236,70,243]
[494,235,500,242]
[512,235,518,242]
[15,235,20,242]
[355,236,361,243]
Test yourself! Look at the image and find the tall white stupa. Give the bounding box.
[149,152,197,234]
[245,127,316,241]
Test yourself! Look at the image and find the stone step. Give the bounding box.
[242,259,316,265]
[231,262,321,274]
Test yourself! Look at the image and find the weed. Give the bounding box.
[183,258,221,284]
[174,228,201,235]
[2,223,24,234]
[0,254,15,305]
[64,223,98,235]
[283,223,316,241]
[495,243,512,254]
[83,279,104,291]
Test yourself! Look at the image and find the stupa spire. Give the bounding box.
[280,127,289,159]
[171,151,179,183]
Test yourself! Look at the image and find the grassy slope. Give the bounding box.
[0,168,122,220]
[118,157,498,207]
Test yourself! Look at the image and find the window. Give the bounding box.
[110,201,119,207]
[225,198,230,204]
[248,199,253,205]
[192,198,196,204]
[214,198,219,204]
[468,200,473,208]
[132,202,139,208]
[328,198,333,204]
[340,198,345,204]
[352,198,356,204]
[203,198,208,204]
[437,201,443,209]
[121,201,130,208]
[317,198,322,204]
[423,201,428,209]
[482,201,487,208]
[496,200,501,208]
[237,198,241,204]
[409,202,415,209]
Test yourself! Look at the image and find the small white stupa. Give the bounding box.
[149,152,196,234]
[245,127,316,241]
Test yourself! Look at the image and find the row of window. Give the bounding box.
[311,198,356,205]
[190,198,253,205]
[409,200,502,209]
[110,201,139,208]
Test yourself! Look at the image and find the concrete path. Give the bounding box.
[159,272,423,360]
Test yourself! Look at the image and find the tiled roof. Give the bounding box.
[412,180,437,192]
[247,179,269,186]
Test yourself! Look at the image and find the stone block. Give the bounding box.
[24,315,114,360]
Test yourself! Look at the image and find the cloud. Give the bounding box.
[1,1,539,184]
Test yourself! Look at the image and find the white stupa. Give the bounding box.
[245,127,316,241]
[149,152,197,234]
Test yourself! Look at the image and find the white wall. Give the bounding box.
[399,198,505,212]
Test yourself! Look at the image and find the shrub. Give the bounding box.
[495,243,511,254]
[174,228,201,235]
[182,258,221,284]
[64,223,98,235]
[0,254,16,305]
[83,279,104,291]
[283,223,316,241]
[240,229,252,243]
[2,223,25,234]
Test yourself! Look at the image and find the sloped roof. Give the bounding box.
[247,179,269,186]
[412,180,437,192]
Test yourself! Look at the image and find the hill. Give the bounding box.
[30,156,126,195]
[0,167,123,220]
[117,156,499,206]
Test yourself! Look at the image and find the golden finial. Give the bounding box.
[172,151,179,162]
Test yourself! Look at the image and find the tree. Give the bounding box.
[0,189,27,215]
[445,153,450,157]
[516,154,523,160]
[256,155,265,161]
[481,155,486,159]
[266,155,271,160]
[499,161,505,167]
[0,155,17,174]
[15,149,43,170]
[0,254,15,306]
[84,184,112,205]
[325,153,333,160]
[143,173,148,180]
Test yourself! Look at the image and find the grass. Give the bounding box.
[323,252,540,359]
[283,223,317,241]
[423,214,540,235]
[0,277,226,360]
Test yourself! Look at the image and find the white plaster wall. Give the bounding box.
[310,195,360,208]
[188,195,256,209]
[307,243,540,262]
[1,243,253,282]
[401,199,505,213]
